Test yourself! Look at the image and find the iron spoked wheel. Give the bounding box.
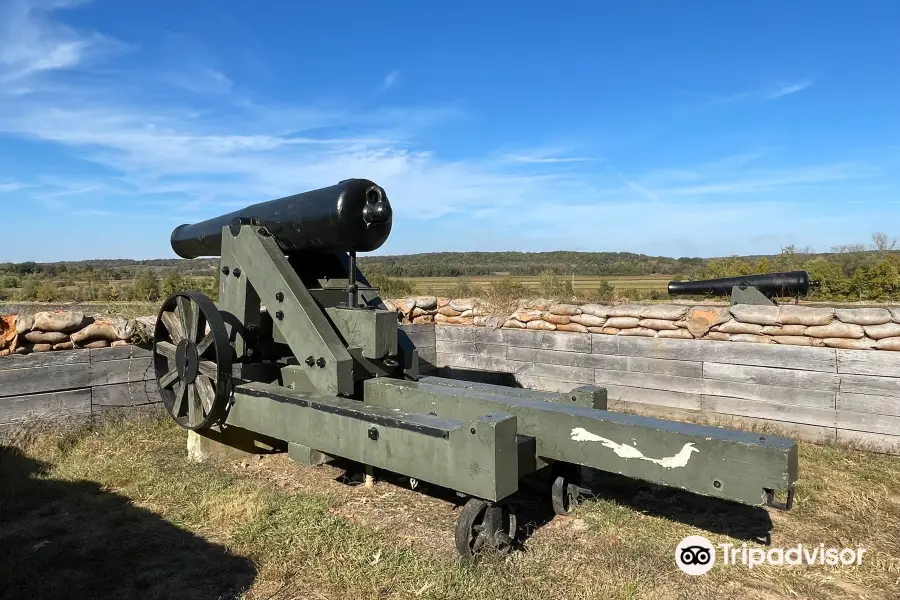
[454,498,517,562]
[153,292,232,430]
[551,475,581,516]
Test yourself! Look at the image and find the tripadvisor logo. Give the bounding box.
[675,535,716,575]
[675,535,868,575]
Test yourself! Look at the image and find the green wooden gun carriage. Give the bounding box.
[153,179,798,559]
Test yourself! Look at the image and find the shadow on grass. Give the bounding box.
[0,445,257,600]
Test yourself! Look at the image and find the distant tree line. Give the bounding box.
[2,232,899,303]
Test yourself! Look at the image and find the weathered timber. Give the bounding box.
[838,373,900,397]
[90,345,152,362]
[90,357,154,386]
[701,378,836,409]
[0,389,92,425]
[434,325,477,343]
[435,340,476,355]
[836,392,900,417]
[365,378,797,506]
[0,349,90,371]
[601,337,837,373]
[473,343,507,359]
[703,362,840,392]
[507,346,702,377]
[540,332,591,353]
[594,370,705,395]
[701,395,837,429]
[836,349,900,377]
[92,381,159,407]
[518,362,595,385]
[0,363,93,398]
[604,385,703,411]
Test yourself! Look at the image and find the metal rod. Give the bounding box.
[347,251,358,308]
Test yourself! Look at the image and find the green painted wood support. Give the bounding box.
[363,378,798,506]
[228,381,520,501]
[221,226,355,396]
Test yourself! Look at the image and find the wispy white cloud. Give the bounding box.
[764,79,812,100]
[705,79,813,106]
[0,0,125,84]
[379,70,399,91]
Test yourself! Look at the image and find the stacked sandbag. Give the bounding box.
[384,297,900,351]
[0,311,136,357]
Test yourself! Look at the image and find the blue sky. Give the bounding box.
[1,0,898,262]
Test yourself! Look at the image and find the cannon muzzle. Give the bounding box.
[171,179,392,259]
[668,271,813,299]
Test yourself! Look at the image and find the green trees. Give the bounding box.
[133,270,161,302]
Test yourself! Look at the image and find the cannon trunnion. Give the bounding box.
[153,180,798,561]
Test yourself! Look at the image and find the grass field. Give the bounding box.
[401,274,672,295]
[2,412,898,600]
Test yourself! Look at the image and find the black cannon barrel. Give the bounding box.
[170,179,392,259]
[667,271,812,298]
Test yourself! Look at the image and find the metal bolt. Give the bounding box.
[222,266,230,275]
[316,357,326,368]
[275,292,284,302]
[713,479,723,489]
[233,267,242,278]
[275,310,284,320]
[368,427,379,441]
[305,356,315,367]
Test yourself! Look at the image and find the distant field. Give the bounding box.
[402,274,672,295]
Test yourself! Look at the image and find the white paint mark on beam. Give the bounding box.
[570,427,699,468]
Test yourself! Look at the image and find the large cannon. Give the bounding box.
[668,271,817,306]
[154,180,798,560]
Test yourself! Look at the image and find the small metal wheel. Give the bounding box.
[153,291,232,430]
[454,498,517,561]
[551,475,581,516]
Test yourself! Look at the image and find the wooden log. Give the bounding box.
[594,369,705,395]
[539,331,591,353]
[90,345,151,362]
[835,392,900,417]
[473,343,507,359]
[92,380,159,407]
[89,357,154,386]
[0,388,91,425]
[613,336,838,373]
[839,373,900,397]
[602,385,702,410]
[703,362,839,392]
[435,340,476,356]
[434,325,477,342]
[836,349,900,377]
[0,348,90,371]
[0,363,93,398]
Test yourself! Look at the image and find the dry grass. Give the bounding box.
[2,413,899,600]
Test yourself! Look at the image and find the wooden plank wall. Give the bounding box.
[433,325,900,452]
[0,346,158,431]
[0,323,433,431]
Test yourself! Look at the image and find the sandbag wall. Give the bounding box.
[384,297,900,351]
[0,310,136,357]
